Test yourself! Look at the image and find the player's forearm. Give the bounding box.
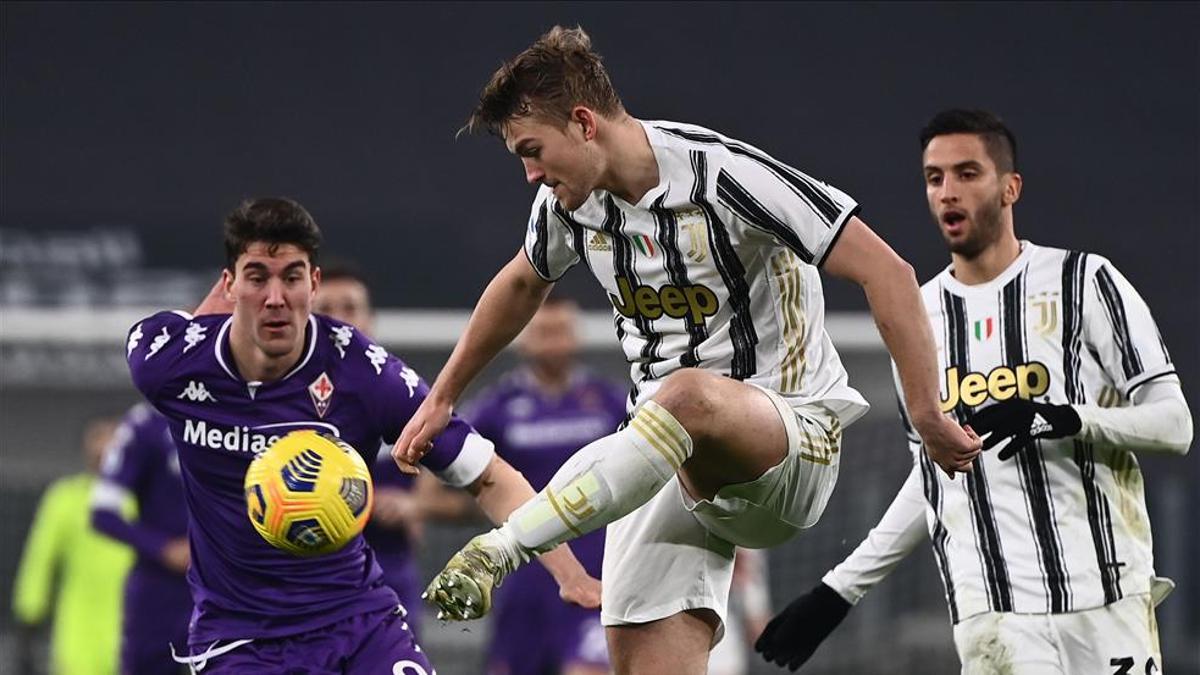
[1074,381,1193,455]
[862,260,942,425]
[429,253,552,405]
[823,463,926,604]
[91,508,171,560]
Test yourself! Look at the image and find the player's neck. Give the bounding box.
[529,363,572,396]
[228,320,306,383]
[951,233,1023,286]
[600,116,659,206]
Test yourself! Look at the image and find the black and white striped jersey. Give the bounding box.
[899,242,1176,622]
[523,120,868,424]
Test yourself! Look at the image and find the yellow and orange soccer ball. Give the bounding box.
[244,430,373,556]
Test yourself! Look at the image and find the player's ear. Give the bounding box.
[1002,172,1022,207]
[221,267,235,301]
[311,265,321,295]
[570,106,598,142]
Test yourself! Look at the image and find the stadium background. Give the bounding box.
[1,2,1196,673]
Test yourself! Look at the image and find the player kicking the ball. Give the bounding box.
[125,197,597,673]
[394,26,979,675]
[755,109,1193,673]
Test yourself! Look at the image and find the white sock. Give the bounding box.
[491,400,693,561]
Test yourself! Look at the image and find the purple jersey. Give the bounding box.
[465,369,625,674]
[125,310,493,643]
[363,446,423,629]
[92,403,192,673]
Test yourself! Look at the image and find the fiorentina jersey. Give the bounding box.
[900,242,1177,622]
[464,368,628,578]
[93,402,188,568]
[125,310,494,642]
[524,120,868,425]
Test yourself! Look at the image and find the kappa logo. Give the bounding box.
[309,372,334,418]
[330,325,354,359]
[399,367,420,397]
[178,380,218,403]
[182,322,209,353]
[587,231,612,252]
[127,323,144,357]
[145,326,171,360]
[365,344,388,375]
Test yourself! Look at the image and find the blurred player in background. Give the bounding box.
[91,403,191,675]
[398,26,980,675]
[124,197,596,673]
[462,296,626,675]
[12,417,133,675]
[755,109,1194,673]
[314,263,476,637]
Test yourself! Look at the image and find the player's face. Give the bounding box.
[923,134,1012,259]
[505,114,602,211]
[224,243,319,359]
[518,302,580,374]
[314,278,373,335]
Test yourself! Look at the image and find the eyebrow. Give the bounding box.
[241,260,308,274]
[924,160,985,173]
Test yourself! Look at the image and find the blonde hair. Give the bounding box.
[462,25,624,137]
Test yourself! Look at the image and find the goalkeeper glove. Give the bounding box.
[755,582,851,671]
[967,398,1081,460]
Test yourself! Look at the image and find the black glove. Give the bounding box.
[967,398,1081,460]
[755,582,852,671]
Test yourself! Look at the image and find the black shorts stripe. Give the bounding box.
[650,195,707,368]
[656,125,843,226]
[943,288,1014,612]
[716,168,815,263]
[1094,266,1144,381]
[919,450,960,623]
[689,150,757,379]
[1001,273,1071,613]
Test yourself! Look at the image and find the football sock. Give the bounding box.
[491,400,693,564]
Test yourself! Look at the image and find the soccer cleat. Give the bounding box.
[423,532,516,621]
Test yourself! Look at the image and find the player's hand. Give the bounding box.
[372,488,424,539]
[966,399,1081,461]
[193,273,235,316]
[160,537,191,574]
[392,395,454,475]
[557,572,602,610]
[914,413,982,479]
[755,582,852,671]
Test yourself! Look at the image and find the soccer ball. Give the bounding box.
[243,430,373,556]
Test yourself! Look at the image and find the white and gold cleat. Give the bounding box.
[423,532,515,621]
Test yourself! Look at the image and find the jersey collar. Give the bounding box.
[214,314,318,383]
[937,240,1037,296]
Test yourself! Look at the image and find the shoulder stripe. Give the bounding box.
[716,168,815,263]
[656,125,842,225]
[1094,265,1144,381]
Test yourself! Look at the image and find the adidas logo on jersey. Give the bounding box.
[939,361,1050,412]
[1030,413,1053,436]
[178,380,217,403]
[587,231,612,251]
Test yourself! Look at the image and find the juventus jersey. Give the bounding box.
[525,120,868,424]
[900,242,1177,622]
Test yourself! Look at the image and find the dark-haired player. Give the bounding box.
[756,109,1193,673]
[125,197,597,673]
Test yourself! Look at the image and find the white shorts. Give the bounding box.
[953,594,1163,675]
[601,387,842,642]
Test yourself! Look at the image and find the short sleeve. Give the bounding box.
[362,344,494,488]
[715,153,859,267]
[523,185,582,281]
[1083,258,1177,398]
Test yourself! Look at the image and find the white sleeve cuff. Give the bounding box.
[433,433,495,488]
[91,479,132,512]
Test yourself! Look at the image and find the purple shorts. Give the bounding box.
[184,605,432,674]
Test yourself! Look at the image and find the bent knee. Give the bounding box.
[651,370,724,429]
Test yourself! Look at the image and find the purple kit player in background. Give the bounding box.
[92,402,191,675]
[313,264,476,638]
[124,197,598,673]
[464,298,625,675]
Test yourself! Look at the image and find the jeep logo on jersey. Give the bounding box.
[609,276,719,326]
[940,362,1051,412]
